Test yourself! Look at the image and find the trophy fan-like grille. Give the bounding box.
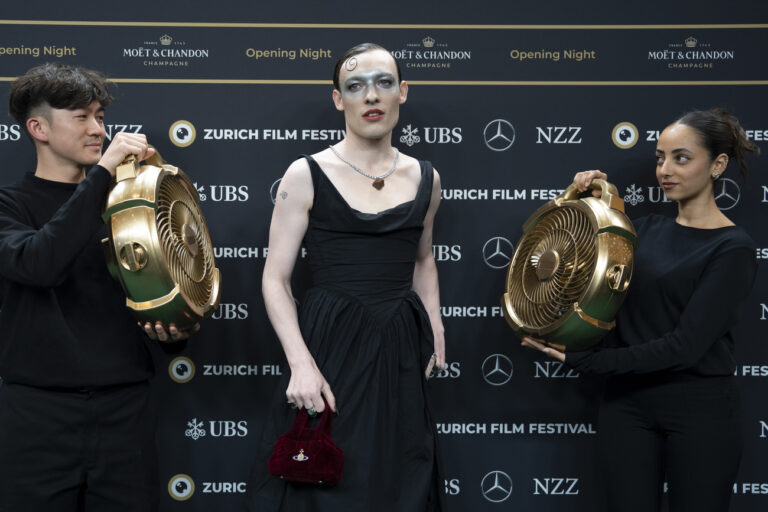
[507,206,596,328]
[156,177,215,308]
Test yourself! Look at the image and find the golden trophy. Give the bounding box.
[502,179,637,351]
[101,151,221,335]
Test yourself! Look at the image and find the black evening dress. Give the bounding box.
[245,155,444,512]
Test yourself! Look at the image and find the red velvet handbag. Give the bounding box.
[267,403,344,485]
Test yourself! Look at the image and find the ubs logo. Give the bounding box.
[185,419,248,439]
[483,119,516,151]
[169,120,197,147]
[212,303,249,320]
[432,244,462,262]
[482,354,514,386]
[714,178,740,211]
[169,356,196,383]
[0,124,22,141]
[198,185,249,202]
[481,471,513,502]
[434,362,462,379]
[612,122,638,149]
[482,237,514,269]
[168,474,195,501]
[185,418,206,440]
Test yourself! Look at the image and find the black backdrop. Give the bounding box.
[1,2,767,510]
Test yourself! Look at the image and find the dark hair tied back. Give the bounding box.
[676,108,760,179]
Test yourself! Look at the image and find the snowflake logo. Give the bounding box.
[624,184,645,206]
[192,183,207,201]
[400,124,421,147]
[185,418,206,440]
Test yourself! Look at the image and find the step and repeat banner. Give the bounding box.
[0,8,767,511]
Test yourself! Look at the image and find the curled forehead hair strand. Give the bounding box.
[333,43,402,90]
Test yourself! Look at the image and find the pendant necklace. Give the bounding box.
[328,145,399,190]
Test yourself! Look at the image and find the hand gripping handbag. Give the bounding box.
[268,403,344,485]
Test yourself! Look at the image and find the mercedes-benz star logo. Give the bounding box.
[483,237,514,269]
[481,470,513,502]
[483,119,516,152]
[482,354,513,386]
[714,178,740,211]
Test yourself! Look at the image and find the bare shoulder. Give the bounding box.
[283,157,312,183]
[276,158,314,208]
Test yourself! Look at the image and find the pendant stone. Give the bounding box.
[372,179,385,190]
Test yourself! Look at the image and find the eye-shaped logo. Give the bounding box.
[481,470,513,502]
[169,120,196,147]
[270,178,282,204]
[168,474,195,501]
[169,356,196,383]
[482,354,514,386]
[483,119,516,151]
[482,237,514,269]
[714,178,740,211]
[611,122,638,149]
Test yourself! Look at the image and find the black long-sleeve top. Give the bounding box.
[566,214,757,377]
[0,167,153,388]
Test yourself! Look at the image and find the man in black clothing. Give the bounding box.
[0,62,193,511]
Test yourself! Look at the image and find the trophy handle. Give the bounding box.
[143,146,165,168]
[560,179,625,213]
[115,155,140,182]
[115,146,165,183]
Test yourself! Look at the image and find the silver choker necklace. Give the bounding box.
[328,145,399,190]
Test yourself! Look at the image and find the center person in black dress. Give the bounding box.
[246,43,446,511]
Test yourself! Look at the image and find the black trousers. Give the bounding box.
[0,381,157,512]
[598,374,741,512]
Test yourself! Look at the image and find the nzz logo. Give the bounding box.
[536,126,583,144]
[104,124,142,141]
[533,477,580,495]
[192,183,249,202]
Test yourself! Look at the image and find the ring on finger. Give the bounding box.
[307,407,317,417]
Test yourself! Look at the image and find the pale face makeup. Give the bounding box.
[340,69,399,99]
[332,49,407,141]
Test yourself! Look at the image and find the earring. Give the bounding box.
[712,173,721,180]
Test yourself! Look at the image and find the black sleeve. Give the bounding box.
[565,246,756,375]
[0,166,112,287]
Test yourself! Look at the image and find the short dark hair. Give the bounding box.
[9,62,115,128]
[333,43,402,91]
[675,108,760,179]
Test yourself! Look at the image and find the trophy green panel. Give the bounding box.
[544,314,611,352]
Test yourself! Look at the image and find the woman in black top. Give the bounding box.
[522,108,759,512]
